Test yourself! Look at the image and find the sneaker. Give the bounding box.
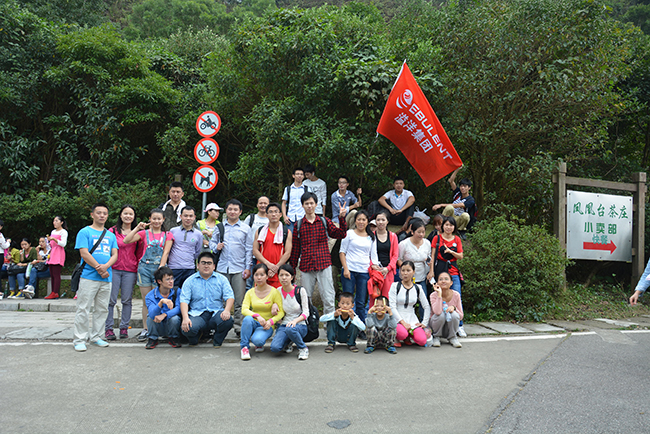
[14,291,25,299]
[298,347,309,360]
[24,285,35,295]
[241,347,251,360]
[168,337,181,348]
[7,291,16,299]
[457,325,467,338]
[386,346,397,354]
[119,328,128,339]
[74,342,87,352]
[137,329,148,342]
[91,339,109,348]
[432,337,441,347]
[284,344,294,354]
[44,292,59,300]
[254,346,265,353]
[449,337,462,348]
[105,329,116,341]
[145,338,158,349]
[364,346,375,354]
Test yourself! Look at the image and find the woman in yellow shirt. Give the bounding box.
[240,263,284,360]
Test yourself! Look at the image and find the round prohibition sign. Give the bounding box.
[193,165,218,193]
[196,111,221,137]
[194,138,220,164]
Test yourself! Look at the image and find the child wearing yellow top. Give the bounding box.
[240,263,284,360]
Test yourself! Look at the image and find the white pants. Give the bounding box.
[73,278,111,345]
[301,266,336,315]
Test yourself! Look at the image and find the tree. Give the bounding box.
[390,0,642,226]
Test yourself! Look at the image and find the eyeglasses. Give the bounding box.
[199,261,214,266]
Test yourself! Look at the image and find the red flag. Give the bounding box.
[377,62,462,186]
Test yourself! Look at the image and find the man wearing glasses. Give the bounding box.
[179,252,235,347]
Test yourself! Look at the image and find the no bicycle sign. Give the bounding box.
[196,111,221,137]
[193,165,218,193]
[194,138,220,165]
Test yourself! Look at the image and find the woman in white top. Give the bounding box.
[339,210,374,322]
[388,261,431,347]
[269,264,310,360]
[398,218,431,288]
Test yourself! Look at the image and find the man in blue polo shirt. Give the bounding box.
[73,203,118,352]
[180,252,235,347]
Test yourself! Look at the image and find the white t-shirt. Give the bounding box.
[245,214,269,239]
[383,189,413,210]
[303,178,327,215]
[340,230,372,273]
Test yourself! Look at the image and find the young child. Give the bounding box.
[364,296,397,354]
[320,292,366,353]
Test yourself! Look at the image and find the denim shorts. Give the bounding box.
[137,262,158,287]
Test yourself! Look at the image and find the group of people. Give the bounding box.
[0,164,479,357]
[0,217,67,300]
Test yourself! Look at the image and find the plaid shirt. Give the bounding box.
[289,216,347,273]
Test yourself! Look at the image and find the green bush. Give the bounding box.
[461,216,570,322]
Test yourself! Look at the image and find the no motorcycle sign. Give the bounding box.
[196,111,221,137]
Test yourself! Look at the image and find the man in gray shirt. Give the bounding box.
[163,206,202,289]
[303,163,327,217]
[209,199,253,334]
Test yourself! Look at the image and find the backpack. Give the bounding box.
[395,281,423,310]
[294,216,327,242]
[294,285,320,342]
[213,223,225,263]
[285,184,309,206]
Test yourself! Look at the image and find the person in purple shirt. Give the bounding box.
[162,206,202,290]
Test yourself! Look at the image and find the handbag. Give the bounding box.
[34,262,48,272]
[7,263,27,275]
[70,229,107,293]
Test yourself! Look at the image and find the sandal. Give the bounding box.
[348,345,359,353]
[325,345,334,353]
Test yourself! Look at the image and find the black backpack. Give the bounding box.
[294,285,320,343]
[212,223,225,263]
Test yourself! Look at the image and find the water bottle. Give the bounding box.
[443,302,451,322]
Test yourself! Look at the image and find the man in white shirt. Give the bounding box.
[303,164,327,217]
[282,167,308,232]
[377,177,415,230]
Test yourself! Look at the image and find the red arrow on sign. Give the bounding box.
[583,240,617,254]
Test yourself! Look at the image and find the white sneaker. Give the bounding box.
[457,325,467,338]
[284,344,294,354]
[254,346,265,353]
[241,347,251,360]
[23,285,35,296]
[432,337,441,347]
[298,347,309,360]
[449,337,462,348]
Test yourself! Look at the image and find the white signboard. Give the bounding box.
[566,190,632,262]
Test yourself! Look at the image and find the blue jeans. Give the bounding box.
[8,272,26,291]
[451,274,463,326]
[28,268,50,288]
[171,268,195,290]
[326,320,359,346]
[182,310,234,346]
[146,315,182,340]
[341,271,370,322]
[270,323,307,351]
[240,315,275,349]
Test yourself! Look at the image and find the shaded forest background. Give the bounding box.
[3,0,650,293]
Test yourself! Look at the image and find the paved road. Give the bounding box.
[482,331,650,434]
[1,335,564,433]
